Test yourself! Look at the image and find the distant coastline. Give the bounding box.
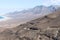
[0,16,11,21]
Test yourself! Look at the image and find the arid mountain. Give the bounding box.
[0,8,60,40]
[5,5,58,18]
[1,5,59,28]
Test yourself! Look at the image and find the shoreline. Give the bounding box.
[0,16,11,22]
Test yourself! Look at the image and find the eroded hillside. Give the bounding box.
[0,10,60,40]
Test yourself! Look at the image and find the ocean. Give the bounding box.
[0,16,4,19]
[0,16,10,21]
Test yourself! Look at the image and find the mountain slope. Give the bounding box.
[1,5,59,28]
[0,9,60,40]
[4,5,59,18]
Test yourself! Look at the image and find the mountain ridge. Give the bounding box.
[0,5,60,28]
[5,5,60,17]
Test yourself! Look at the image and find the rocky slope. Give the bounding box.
[0,9,60,40]
[0,5,59,28]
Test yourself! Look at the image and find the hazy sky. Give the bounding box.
[0,0,60,15]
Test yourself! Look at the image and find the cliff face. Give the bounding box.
[0,10,60,40]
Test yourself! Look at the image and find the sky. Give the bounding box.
[0,0,60,15]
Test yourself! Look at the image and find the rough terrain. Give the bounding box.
[0,10,60,40]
